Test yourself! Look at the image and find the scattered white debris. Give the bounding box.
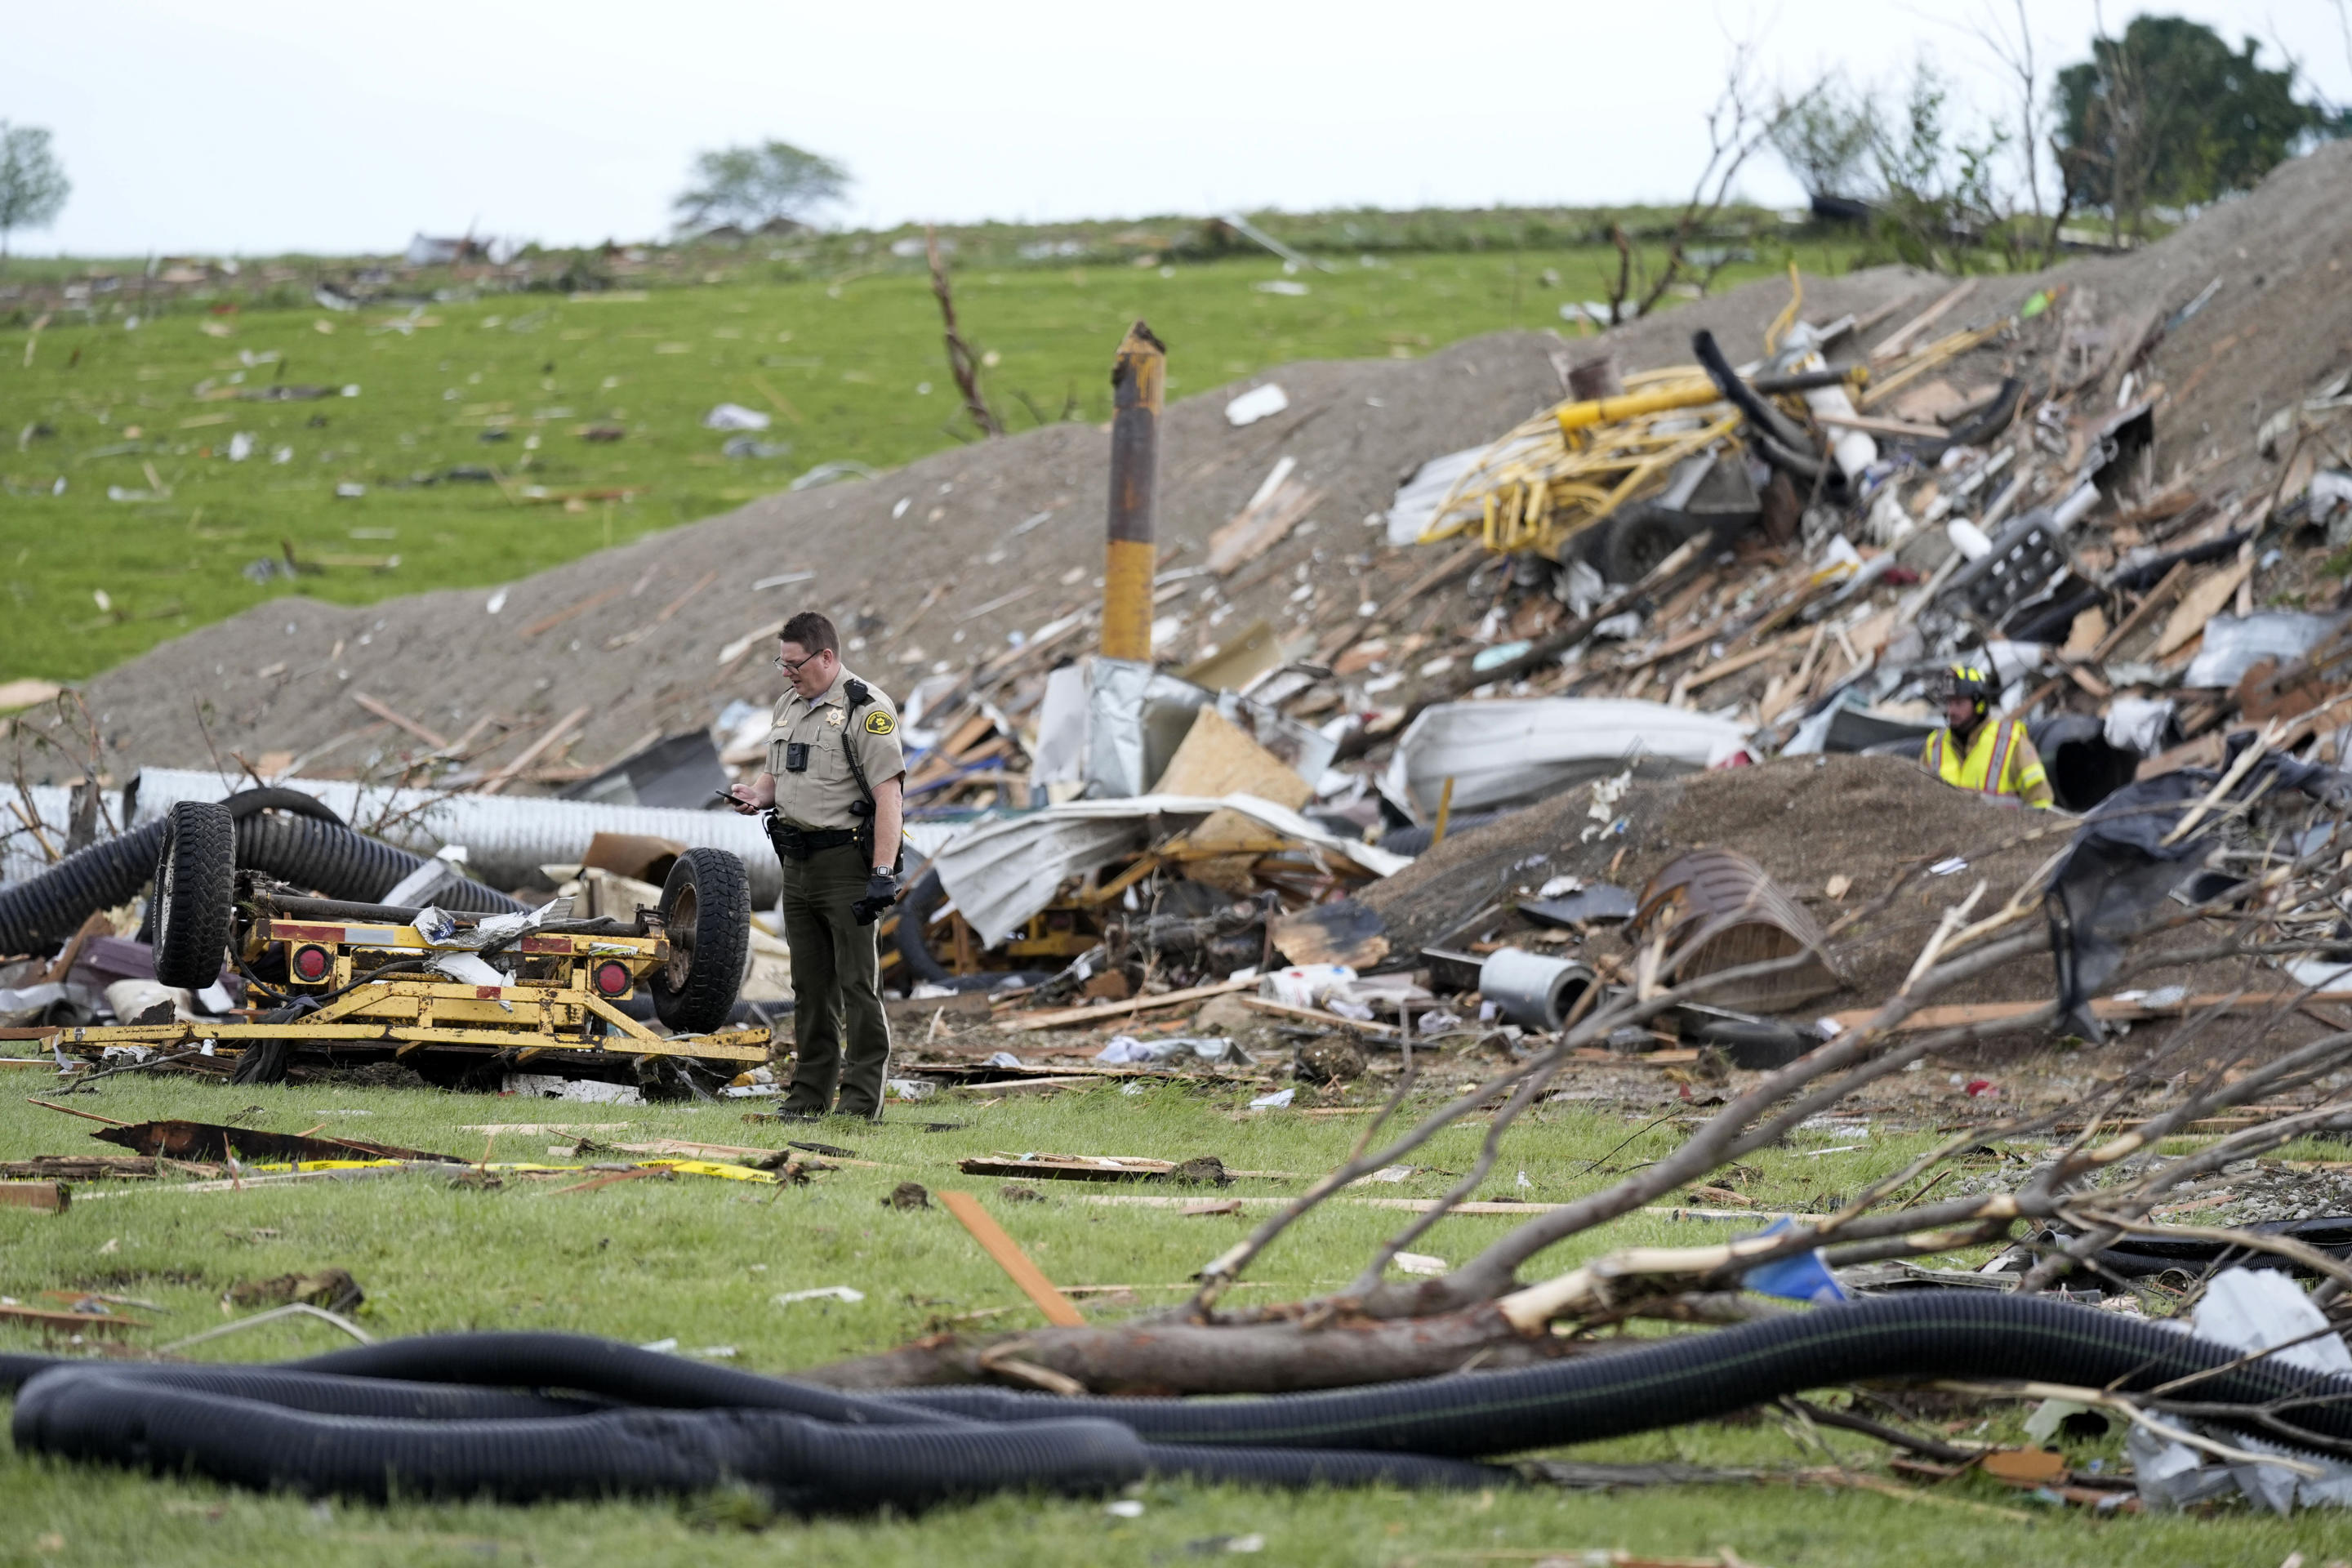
[1224,383,1290,427]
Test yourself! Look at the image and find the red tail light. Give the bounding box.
[290,944,333,982]
[592,960,632,997]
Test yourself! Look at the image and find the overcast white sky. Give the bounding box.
[7,1,2350,256]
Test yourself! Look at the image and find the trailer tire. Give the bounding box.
[153,802,235,992]
[650,849,750,1036]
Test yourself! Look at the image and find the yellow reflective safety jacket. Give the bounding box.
[1921,718,2054,808]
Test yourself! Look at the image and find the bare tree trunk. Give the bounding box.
[795,1302,1587,1393]
[925,225,1002,439]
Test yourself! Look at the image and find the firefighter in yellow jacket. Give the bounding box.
[1921,663,2054,808]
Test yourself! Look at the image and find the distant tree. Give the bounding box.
[0,122,69,263]
[2054,16,2341,232]
[1774,60,2009,272]
[1869,62,2008,270]
[673,140,849,233]
[1768,76,1878,198]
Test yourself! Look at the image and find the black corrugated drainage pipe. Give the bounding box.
[11,1298,2352,1505]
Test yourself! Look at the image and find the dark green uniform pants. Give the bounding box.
[777,841,893,1117]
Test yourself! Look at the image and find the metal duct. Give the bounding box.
[122,769,781,903]
[1,786,82,889]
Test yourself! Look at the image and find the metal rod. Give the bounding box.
[1101,321,1166,662]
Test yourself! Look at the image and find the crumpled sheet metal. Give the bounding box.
[930,794,1409,948]
[1082,658,1333,799]
[1631,848,1841,1014]
[1381,698,1748,821]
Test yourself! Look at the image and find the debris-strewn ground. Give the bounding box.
[1,1076,2346,1565]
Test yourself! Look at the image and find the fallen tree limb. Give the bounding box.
[791,1300,1597,1394]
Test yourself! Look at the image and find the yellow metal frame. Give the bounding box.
[51,914,770,1071]
[1422,364,1747,560]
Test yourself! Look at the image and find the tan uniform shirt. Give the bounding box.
[765,668,906,830]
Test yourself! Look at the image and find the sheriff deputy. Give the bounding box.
[726,611,906,1119]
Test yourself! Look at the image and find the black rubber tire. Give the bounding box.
[153,802,235,991]
[649,848,751,1035]
[220,787,343,826]
[893,867,953,986]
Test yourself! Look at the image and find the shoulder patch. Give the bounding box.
[864,710,895,736]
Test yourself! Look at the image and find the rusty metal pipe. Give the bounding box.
[1101,322,1166,662]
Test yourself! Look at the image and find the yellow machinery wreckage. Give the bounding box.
[40,802,767,1093]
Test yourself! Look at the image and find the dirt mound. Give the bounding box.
[1364,753,2061,1002]
[66,270,1933,780]
[1367,751,2309,1013]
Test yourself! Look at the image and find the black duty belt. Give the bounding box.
[767,820,858,859]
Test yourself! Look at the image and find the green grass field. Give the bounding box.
[1,1072,2341,1566]
[0,238,1860,688]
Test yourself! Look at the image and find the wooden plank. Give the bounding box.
[937,1189,1085,1326]
[0,1180,69,1213]
[478,705,590,795]
[349,691,448,750]
[1239,996,1403,1038]
[960,1152,1293,1182]
[2154,557,2255,658]
[1870,279,1978,362]
[996,975,1254,1032]
[2092,559,2188,661]
[519,583,627,639]
[0,1302,143,1331]
[1152,706,1312,808]
[1206,479,1322,576]
[1679,626,1811,693]
[41,912,111,985]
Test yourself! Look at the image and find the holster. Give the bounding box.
[766,817,858,862]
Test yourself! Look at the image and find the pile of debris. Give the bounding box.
[3,145,2351,1095]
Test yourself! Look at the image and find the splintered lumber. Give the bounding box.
[519,583,627,639]
[958,1152,1294,1183]
[1869,278,1979,362]
[2153,557,2255,657]
[937,1189,1085,1326]
[0,1303,141,1333]
[0,1180,69,1213]
[1239,996,1402,1039]
[2092,559,2187,660]
[91,1119,464,1164]
[0,1156,218,1181]
[995,975,1254,1031]
[478,705,590,795]
[349,692,449,749]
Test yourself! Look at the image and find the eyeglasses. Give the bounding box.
[772,651,820,675]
